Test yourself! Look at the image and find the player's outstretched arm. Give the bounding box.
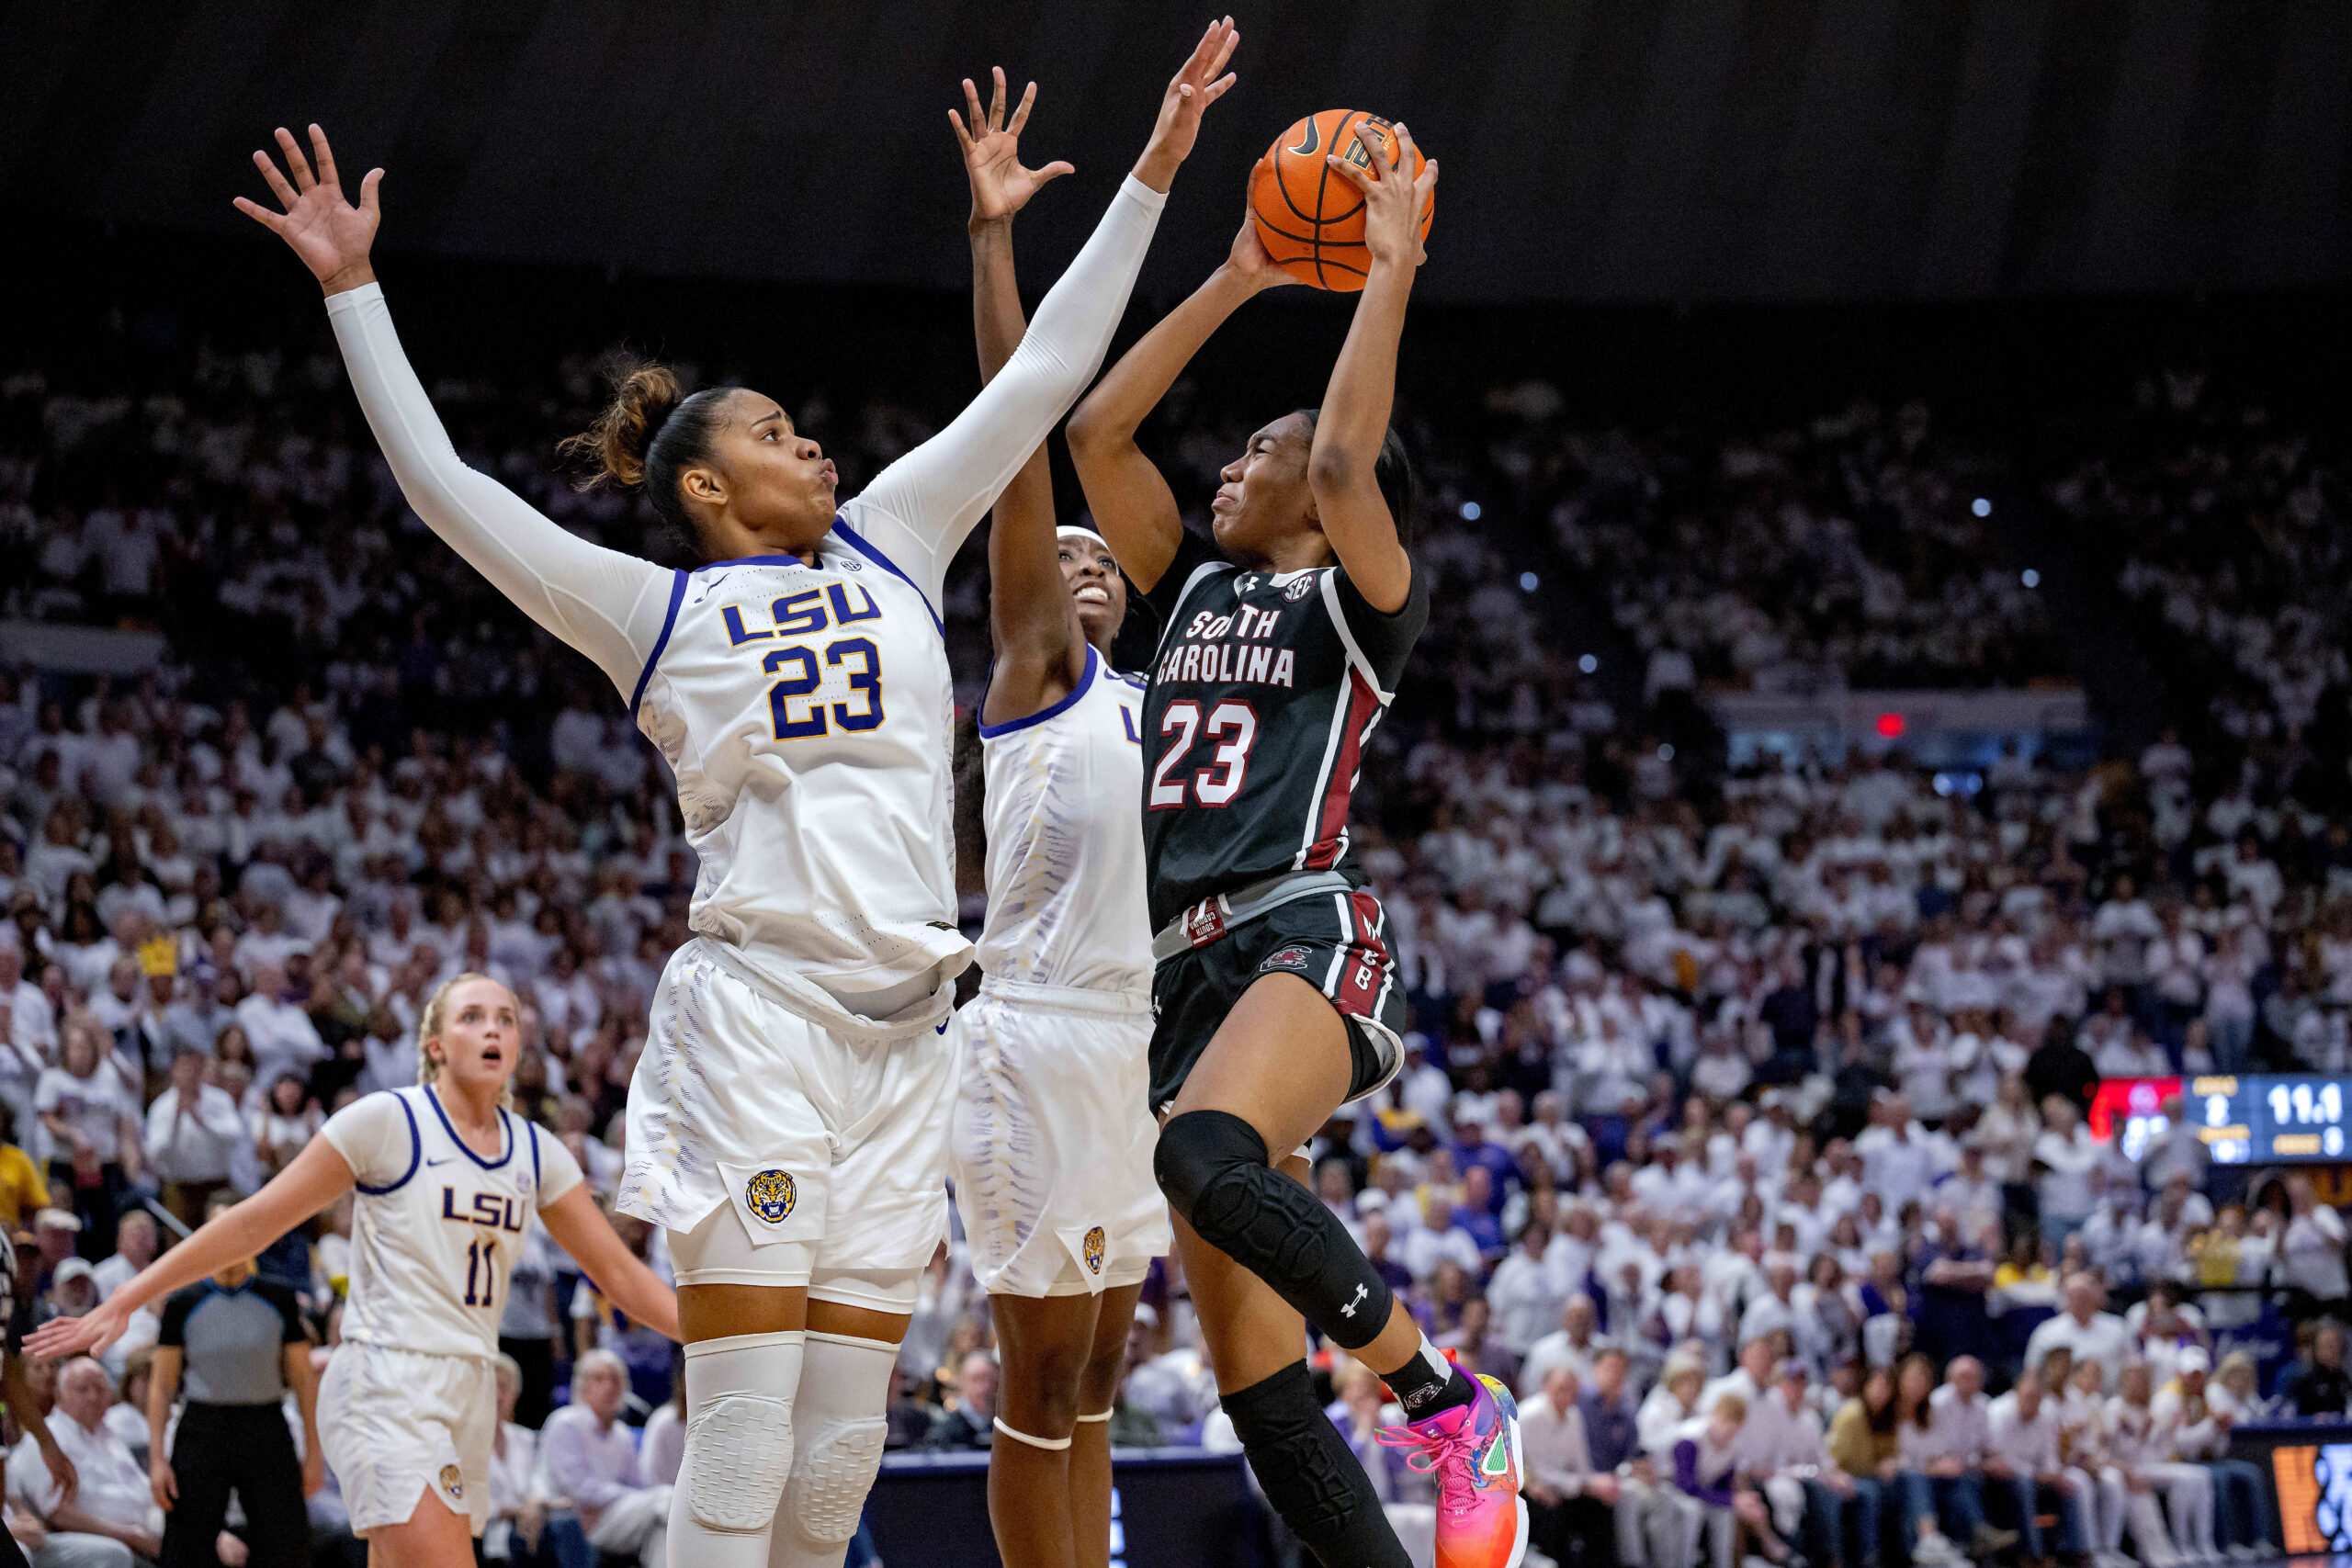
[1066,205,1293,592]
[235,124,671,701]
[538,1185,680,1342]
[25,1138,357,1359]
[1306,122,1437,614]
[958,70,1087,723]
[849,21,1238,606]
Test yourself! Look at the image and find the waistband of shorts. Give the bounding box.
[337,1335,497,1367]
[1149,869,1356,964]
[690,935,955,1042]
[976,974,1153,1017]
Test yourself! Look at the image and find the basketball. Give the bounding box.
[1250,108,1434,290]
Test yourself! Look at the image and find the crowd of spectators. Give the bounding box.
[1,301,2348,1568]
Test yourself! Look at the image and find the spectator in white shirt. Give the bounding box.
[2024,1273,2135,1393]
[2276,1176,2349,1311]
[141,1047,244,1228]
[1984,1371,2084,1561]
[1854,1096,1939,1215]
[230,965,327,1090]
[91,1210,156,1303]
[483,1356,544,1564]
[538,1351,669,1568]
[2032,1096,2100,1246]
[8,1354,164,1564]
[1893,1355,2013,1564]
[1518,1364,1623,1568]
[1745,1360,1849,1568]
[1517,1295,1603,1403]
[1487,1224,1568,1360]
[2140,1095,2208,1194]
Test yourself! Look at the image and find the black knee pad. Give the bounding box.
[1155,1111,1396,1349]
[1222,1361,1412,1568]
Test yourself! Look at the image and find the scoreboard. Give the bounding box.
[2190,1075,2352,1165]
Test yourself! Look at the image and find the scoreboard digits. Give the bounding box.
[2193,1075,2352,1164]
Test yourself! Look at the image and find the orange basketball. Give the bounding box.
[1250,109,1433,291]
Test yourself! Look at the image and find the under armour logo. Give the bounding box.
[1340,1283,1369,1317]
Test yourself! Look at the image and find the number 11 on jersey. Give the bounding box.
[463,1236,497,1308]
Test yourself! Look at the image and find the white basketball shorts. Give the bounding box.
[621,941,956,1294]
[318,1341,495,1536]
[949,976,1171,1298]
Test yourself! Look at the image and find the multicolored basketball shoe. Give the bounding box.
[1376,1373,1529,1568]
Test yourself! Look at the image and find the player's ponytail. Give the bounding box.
[560,353,729,549]
[416,970,517,1109]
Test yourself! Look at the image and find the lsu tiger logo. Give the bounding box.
[1082,1226,1107,1275]
[745,1168,797,1224]
[438,1464,464,1502]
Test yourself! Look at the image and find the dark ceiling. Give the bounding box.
[7,0,2347,304]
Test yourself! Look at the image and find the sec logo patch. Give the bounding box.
[438,1464,464,1502]
[745,1168,797,1224]
[1283,575,1316,602]
[1083,1225,1107,1275]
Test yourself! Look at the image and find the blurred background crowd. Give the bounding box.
[0,274,2346,1568]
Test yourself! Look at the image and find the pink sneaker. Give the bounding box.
[1376,1373,1529,1568]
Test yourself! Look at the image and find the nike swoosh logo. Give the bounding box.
[1288,118,1320,157]
[425,1156,456,1168]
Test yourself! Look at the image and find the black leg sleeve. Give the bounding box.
[1220,1361,1411,1568]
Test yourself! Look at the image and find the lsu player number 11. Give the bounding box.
[28,976,680,1567]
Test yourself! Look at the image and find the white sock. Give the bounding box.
[767,1331,899,1568]
[667,1330,805,1568]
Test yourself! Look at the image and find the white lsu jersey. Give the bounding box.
[974,647,1153,995]
[632,512,965,1029]
[322,1086,583,1361]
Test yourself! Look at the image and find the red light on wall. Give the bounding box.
[1875,712,1905,738]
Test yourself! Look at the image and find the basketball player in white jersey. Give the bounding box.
[945,73,1169,1568]
[221,31,1238,1565]
[29,975,675,1568]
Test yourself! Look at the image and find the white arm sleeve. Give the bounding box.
[841,174,1168,608]
[325,284,675,700]
[320,1091,418,1190]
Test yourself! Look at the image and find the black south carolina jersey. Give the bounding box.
[1136,529,1429,931]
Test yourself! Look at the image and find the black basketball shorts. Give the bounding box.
[1148,886,1408,1115]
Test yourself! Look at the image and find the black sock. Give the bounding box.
[1379,1337,1476,1419]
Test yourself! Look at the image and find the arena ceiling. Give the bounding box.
[6,0,2347,304]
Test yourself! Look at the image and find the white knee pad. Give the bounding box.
[681,1331,806,1532]
[774,1332,899,1564]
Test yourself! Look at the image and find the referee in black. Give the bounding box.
[149,1194,322,1567]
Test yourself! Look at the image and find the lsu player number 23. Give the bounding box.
[29,976,678,1567]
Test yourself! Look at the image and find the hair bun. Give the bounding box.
[560,354,682,490]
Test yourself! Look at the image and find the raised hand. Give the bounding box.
[952,67,1074,231]
[232,124,382,295]
[1134,17,1240,192]
[1325,121,1438,271]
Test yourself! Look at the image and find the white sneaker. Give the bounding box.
[1914,1534,1962,1567]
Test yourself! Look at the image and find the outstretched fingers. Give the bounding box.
[308,123,340,194]
[231,195,284,231]
[949,106,977,157]
[1008,78,1039,139]
[252,147,300,210]
[358,166,383,218]
[274,126,316,191]
[988,65,1009,133]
